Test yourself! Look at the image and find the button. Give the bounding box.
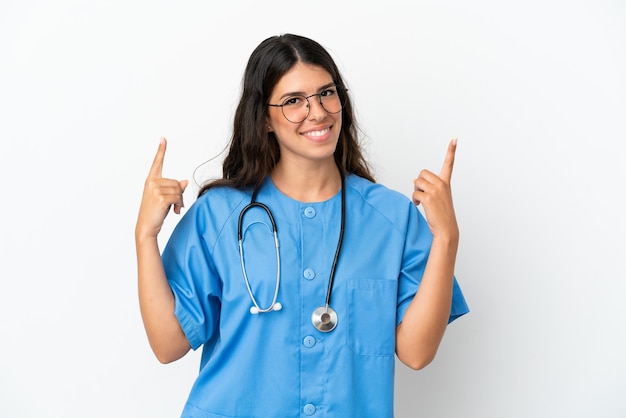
[303,403,316,415]
[303,335,316,348]
[303,268,316,280]
[304,207,316,218]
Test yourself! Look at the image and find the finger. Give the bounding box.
[179,179,189,193]
[148,137,167,179]
[412,168,430,205]
[415,169,439,187]
[413,176,431,194]
[152,179,187,199]
[412,190,422,206]
[173,180,189,214]
[439,138,457,183]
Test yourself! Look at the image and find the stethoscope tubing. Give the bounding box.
[324,175,345,308]
[237,173,345,331]
[238,200,282,314]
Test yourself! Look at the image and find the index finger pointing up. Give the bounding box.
[439,138,457,183]
[148,137,167,179]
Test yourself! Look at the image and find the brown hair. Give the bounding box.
[199,34,374,197]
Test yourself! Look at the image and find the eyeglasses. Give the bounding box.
[268,85,347,123]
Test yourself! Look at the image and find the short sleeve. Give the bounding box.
[161,198,222,350]
[396,206,469,326]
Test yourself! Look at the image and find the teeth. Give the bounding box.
[306,128,329,137]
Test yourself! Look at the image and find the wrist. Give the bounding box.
[431,230,459,249]
[135,224,160,245]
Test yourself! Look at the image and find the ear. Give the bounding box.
[265,119,273,132]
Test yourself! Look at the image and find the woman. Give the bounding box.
[136,33,468,417]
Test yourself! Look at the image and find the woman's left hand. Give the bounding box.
[398,138,460,369]
[412,138,459,240]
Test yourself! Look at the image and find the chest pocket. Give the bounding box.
[347,278,397,356]
[183,403,255,418]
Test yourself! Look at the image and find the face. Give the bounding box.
[266,62,342,169]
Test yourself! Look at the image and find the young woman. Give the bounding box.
[136,33,468,418]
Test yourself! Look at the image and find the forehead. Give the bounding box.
[271,62,334,96]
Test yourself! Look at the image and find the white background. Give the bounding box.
[1,1,625,417]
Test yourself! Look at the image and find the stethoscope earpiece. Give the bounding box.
[249,302,282,315]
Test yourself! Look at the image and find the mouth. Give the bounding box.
[301,126,331,139]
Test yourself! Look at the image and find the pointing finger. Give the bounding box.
[439,138,457,183]
[148,137,167,179]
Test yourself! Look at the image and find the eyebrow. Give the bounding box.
[277,82,336,101]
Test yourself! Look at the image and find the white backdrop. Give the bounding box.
[1,1,625,417]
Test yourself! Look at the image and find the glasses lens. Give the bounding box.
[281,96,308,123]
[320,86,344,114]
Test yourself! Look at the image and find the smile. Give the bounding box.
[302,127,330,138]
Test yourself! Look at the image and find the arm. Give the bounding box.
[135,138,191,364]
[396,139,459,370]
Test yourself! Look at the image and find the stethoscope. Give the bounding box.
[237,175,345,332]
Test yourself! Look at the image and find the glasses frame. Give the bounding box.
[267,85,347,124]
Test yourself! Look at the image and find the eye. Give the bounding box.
[282,96,304,107]
[320,87,337,97]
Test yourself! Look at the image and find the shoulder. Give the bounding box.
[195,185,249,210]
[346,175,428,242]
[179,186,250,231]
[346,174,419,232]
[346,174,413,209]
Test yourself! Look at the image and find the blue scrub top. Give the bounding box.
[162,174,469,418]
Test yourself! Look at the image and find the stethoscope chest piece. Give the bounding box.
[311,305,338,332]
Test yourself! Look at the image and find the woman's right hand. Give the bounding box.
[136,138,189,241]
[135,137,192,363]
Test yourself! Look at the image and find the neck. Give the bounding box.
[271,159,342,202]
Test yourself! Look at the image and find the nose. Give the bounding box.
[306,94,327,121]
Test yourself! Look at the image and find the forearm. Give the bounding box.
[396,234,458,369]
[136,233,190,363]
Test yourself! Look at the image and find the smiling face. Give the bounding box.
[266,62,342,171]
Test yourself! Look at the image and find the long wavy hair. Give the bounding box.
[198,34,374,197]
